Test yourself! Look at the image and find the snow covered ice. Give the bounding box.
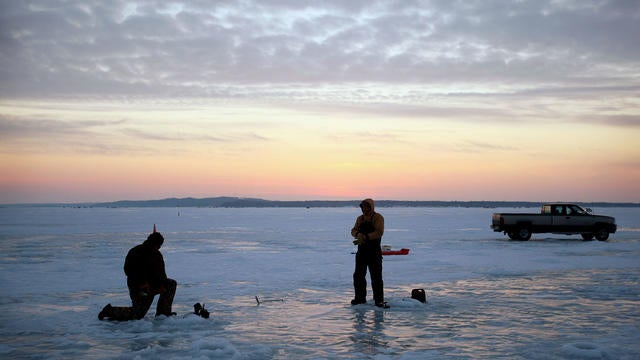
[1,206,639,359]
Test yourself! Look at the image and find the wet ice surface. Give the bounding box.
[1,206,639,359]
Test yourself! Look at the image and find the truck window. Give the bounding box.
[542,205,551,214]
[569,205,584,215]
[552,205,564,215]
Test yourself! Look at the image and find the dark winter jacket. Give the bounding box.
[351,198,385,248]
[123,241,168,291]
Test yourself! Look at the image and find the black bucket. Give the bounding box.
[411,288,426,303]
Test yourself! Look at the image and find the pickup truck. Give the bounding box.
[491,203,617,241]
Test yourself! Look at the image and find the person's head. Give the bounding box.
[144,232,164,249]
[359,198,375,215]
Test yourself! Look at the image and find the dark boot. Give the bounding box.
[107,305,138,321]
[98,304,112,320]
[351,298,366,305]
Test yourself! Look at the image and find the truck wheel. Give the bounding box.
[515,227,531,241]
[594,228,609,241]
[581,233,594,241]
[507,232,519,240]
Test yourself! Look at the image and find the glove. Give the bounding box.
[353,233,366,245]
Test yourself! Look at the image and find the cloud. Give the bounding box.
[1,0,638,101]
[121,126,270,143]
[0,115,136,154]
[0,110,272,157]
[0,116,127,139]
[578,114,640,128]
[462,140,519,153]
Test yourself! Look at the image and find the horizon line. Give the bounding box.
[2,196,639,207]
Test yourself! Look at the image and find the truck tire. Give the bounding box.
[507,231,519,240]
[594,227,609,241]
[515,226,531,241]
[581,233,594,241]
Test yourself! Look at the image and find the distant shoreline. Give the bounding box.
[2,197,639,208]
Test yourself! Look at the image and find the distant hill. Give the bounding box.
[86,197,639,208]
[98,197,262,208]
[3,197,638,208]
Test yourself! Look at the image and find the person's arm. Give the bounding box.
[351,216,363,238]
[149,251,168,291]
[367,213,384,240]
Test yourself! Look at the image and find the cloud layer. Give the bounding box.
[1,0,639,104]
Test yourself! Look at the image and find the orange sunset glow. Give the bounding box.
[1,1,639,204]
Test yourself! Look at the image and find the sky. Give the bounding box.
[0,0,639,204]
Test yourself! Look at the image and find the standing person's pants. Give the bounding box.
[353,249,384,303]
[107,279,177,320]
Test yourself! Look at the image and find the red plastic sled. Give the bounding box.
[381,248,410,256]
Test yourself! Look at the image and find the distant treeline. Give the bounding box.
[3,196,639,208]
[44,196,640,208]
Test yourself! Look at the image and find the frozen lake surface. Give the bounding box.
[1,206,639,359]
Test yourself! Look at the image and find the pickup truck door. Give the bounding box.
[552,205,593,232]
[551,205,570,232]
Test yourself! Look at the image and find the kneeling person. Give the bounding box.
[99,230,177,320]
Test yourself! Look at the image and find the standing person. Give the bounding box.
[351,198,388,308]
[98,228,177,320]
